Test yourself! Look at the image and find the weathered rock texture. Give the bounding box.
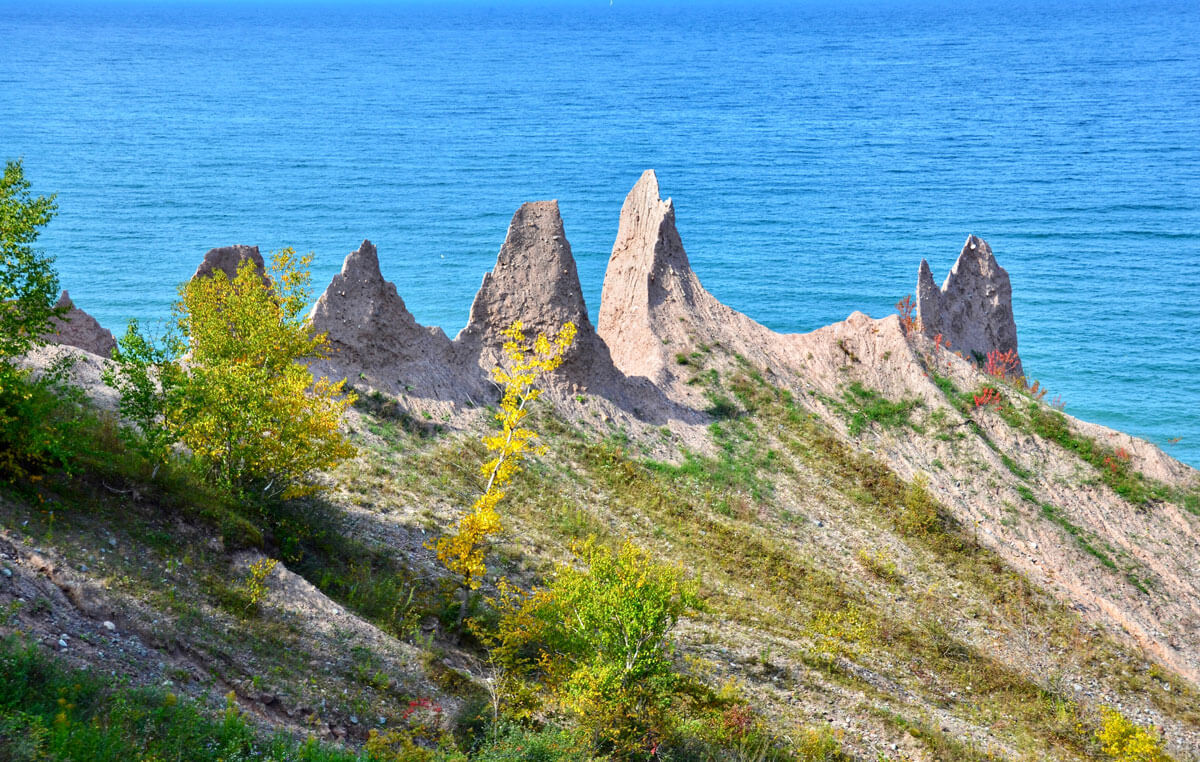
[191,244,265,282]
[45,291,117,358]
[917,235,1022,377]
[454,201,628,400]
[18,344,119,412]
[308,240,483,403]
[597,170,791,396]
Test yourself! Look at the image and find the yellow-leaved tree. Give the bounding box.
[436,320,576,626]
[108,248,355,499]
[173,249,356,498]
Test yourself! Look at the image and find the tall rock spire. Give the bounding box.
[597,170,784,391]
[916,235,1022,376]
[454,201,626,398]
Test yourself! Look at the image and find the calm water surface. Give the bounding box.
[2,0,1198,465]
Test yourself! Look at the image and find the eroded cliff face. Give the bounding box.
[33,173,1200,722]
[307,239,482,406]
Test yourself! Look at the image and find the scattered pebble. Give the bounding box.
[102,621,116,631]
[57,639,68,649]
[1,567,11,578]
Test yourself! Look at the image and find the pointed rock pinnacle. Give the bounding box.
[309,240,477,401]
[597,170,784,390]
[455,201,626,398]
[45,291,117,358]
[916,235,1021,376]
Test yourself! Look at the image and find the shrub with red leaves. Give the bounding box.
[722,703,755,739]
[974,387,1002,409]
[896,295,920,334]
[985,349,1020,381]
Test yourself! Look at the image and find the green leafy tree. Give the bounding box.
[0,159,61,359]
[102,318,184,467]
[487,540,700,757]
[173,249,356,497]
[0,160,79,479]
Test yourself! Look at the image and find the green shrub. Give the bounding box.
[839,382,919,436]
[856,547,901,582]
[0,358,88,480]
[102,317,184,466]
[898,473,941,537]
[486,540,700,758]
[795,726,853,761]
[473,724,595,761]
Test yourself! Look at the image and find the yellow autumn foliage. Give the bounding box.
[171,249,355,498]
[1096,707,1172,762]
[435,320,575,620]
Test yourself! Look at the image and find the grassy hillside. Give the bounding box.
[3,340,1199,760]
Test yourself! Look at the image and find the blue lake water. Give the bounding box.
[2,0,1198,466]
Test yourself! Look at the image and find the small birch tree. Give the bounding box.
[436,320,576,626]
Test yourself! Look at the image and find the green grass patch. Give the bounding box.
[1000,454,1032,481]
[1012,403,1170,507]
[1039,503,1119,572]
[930,372,957,398]
[1014,485,1122,574]
[0,635,365,761]
[837,382,921,436]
